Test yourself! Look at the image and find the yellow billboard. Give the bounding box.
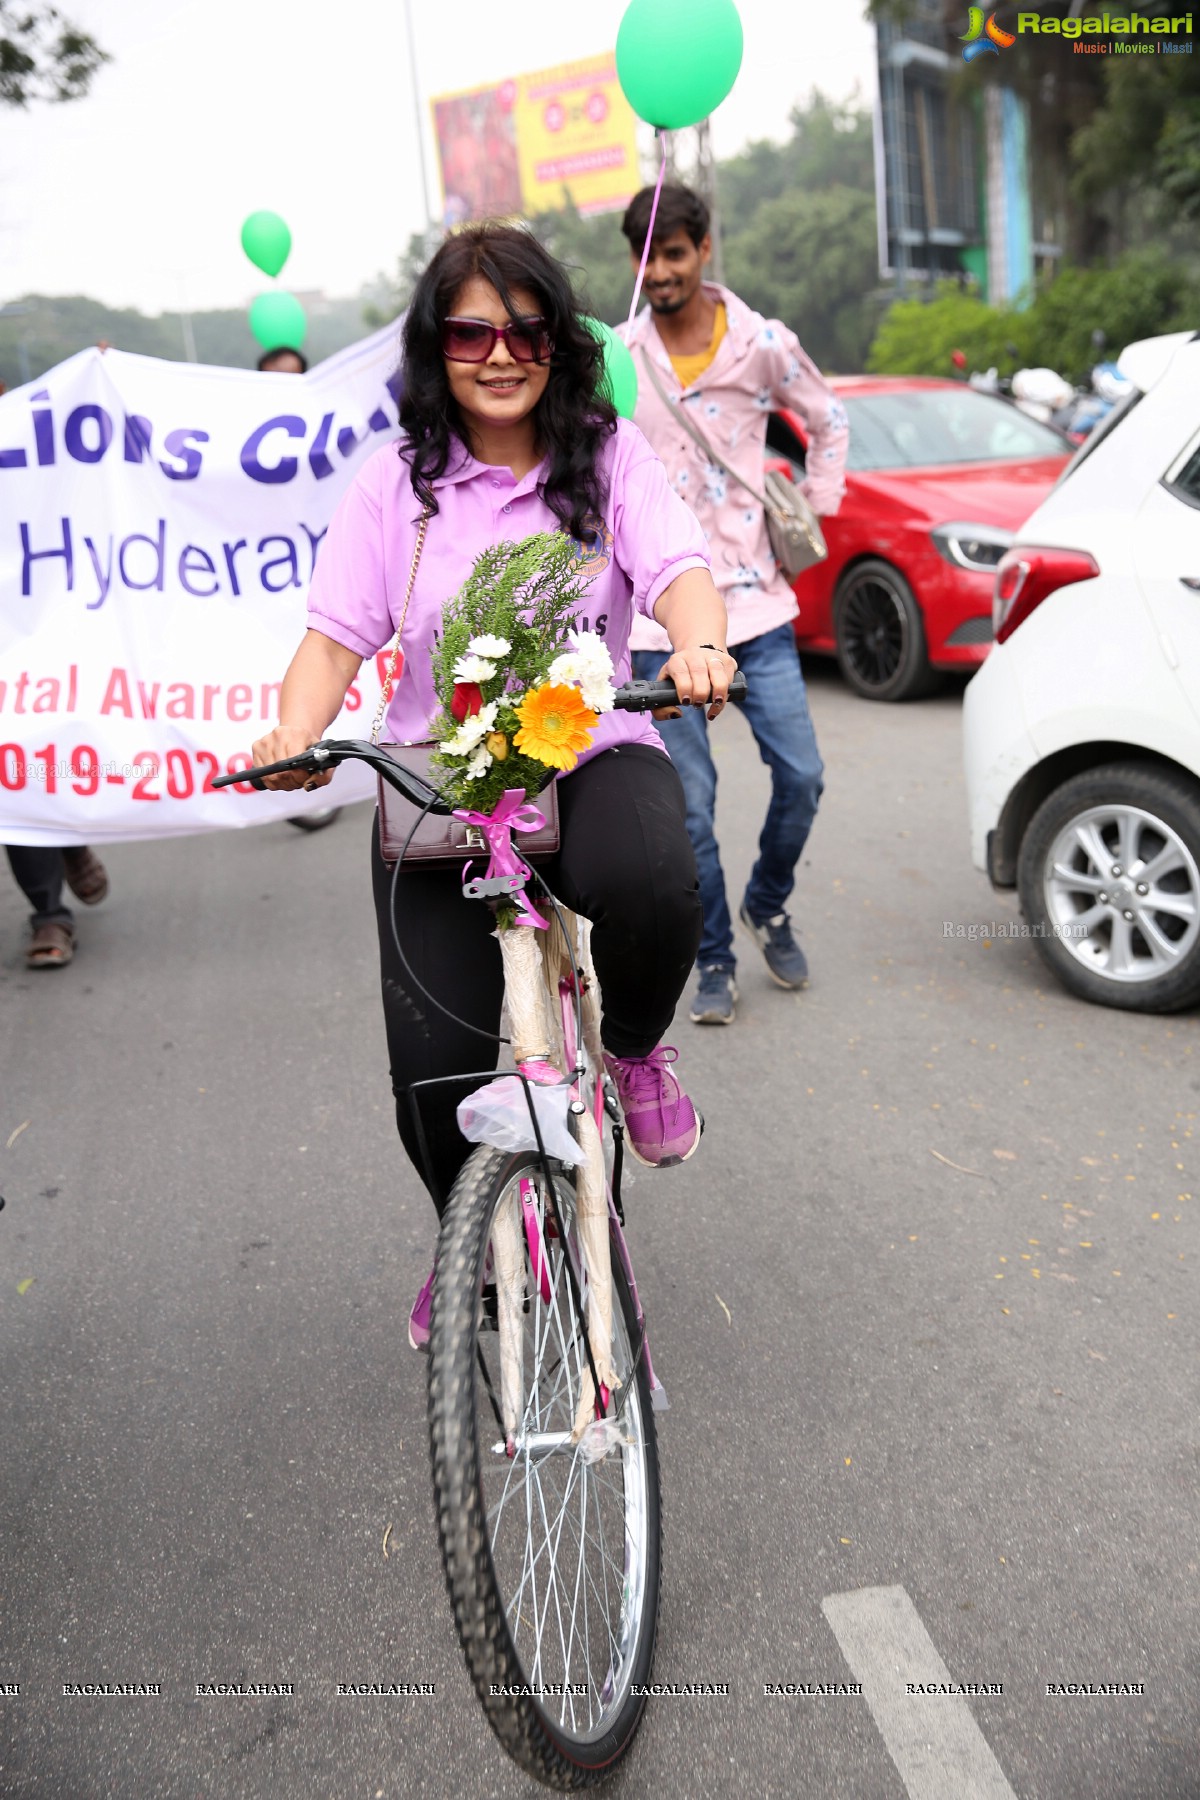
[431,53,641,224]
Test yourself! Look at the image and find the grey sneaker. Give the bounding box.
[738,904,809,990]
[689,964,737,1024]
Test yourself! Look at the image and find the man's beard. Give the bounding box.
[647,289,688,314]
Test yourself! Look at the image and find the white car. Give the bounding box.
[963,330,1200,1013]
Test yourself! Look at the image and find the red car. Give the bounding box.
[767,375,1072,700]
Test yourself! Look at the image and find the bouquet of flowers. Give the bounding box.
[429,531,616,817]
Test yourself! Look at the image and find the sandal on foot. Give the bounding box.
[62,846,109,905]
[26,922,75,969]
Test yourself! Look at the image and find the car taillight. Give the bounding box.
[992,547,1100,644]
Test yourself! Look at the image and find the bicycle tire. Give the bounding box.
[428,1145,662,1789]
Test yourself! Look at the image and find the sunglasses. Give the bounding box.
[441,315,554,365]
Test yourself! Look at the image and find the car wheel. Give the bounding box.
[1017,762,1200,1013]
[833,559,935,701]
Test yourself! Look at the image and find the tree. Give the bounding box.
[718,89,874,224]
[724,187,880,371]
[864,0,1189,264]
[1022,252,1197,377]
[528,199,633,325]
[0,285,397,389]
[363,230,440,327]
[0,1,108,106]
[1070,51,1200,232]
[718,89,878,369]
[366,90,879,348]
[866,286,1032,377]
[866,254,1198,381]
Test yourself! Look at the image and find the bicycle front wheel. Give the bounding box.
[428,1146,662,1789]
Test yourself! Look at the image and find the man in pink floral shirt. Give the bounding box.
[619,183,849,1024]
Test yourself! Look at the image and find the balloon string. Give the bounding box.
[626,130,669,328]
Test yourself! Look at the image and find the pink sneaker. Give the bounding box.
[408,1265,434,1352]
[602,1045,703,1169]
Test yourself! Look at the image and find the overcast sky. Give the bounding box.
[0,0,878,317]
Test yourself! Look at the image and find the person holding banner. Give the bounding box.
[5,844,109,968]
[253,343,340,835]
[246,223,737,1345]
[257,348,308,374]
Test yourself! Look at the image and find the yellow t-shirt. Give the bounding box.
[668,302,727,390]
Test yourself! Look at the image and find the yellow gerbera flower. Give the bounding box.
[514,683,597,772]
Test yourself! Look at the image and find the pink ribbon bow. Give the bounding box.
[454,788,548,930]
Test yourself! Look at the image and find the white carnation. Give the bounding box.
[579,673,615,714]
[444,700,498,754]
[547,652,584,688]
[546,647,613,716]
[468,634,511,658]
[567,629,615,714]
[569,629,613,672]
[452,654,497,683]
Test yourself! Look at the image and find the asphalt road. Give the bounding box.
[2,661,1197,1800]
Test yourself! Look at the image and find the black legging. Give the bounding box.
[371,745,701,1212]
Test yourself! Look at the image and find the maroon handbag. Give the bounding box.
[372,515,561,868]
[376,741,560,866]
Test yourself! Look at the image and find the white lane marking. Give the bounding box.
[821,1585,1017,1800]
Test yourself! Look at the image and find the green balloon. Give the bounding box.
[249,291,307,353]
[616,0,743,130]
[240,209,292,278]
[585,318,639,419]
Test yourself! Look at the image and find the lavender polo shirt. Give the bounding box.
[306,418,711,768]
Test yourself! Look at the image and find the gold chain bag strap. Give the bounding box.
[639,348,827,580]
[372,510,560,867]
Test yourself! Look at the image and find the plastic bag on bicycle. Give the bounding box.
[457,1075,581,1166]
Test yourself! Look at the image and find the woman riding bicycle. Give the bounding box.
[251,224,736,1324]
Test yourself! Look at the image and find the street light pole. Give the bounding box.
[402,0,435,232]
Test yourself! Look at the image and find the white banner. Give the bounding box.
[0,323,408,846]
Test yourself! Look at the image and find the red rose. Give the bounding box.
[450,682,484,722]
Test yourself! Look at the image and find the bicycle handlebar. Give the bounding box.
[614,671,746,712]
[212,671,748,805]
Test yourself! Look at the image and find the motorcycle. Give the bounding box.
[951,330,1132,445]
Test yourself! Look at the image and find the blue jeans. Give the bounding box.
[632,623,823,971]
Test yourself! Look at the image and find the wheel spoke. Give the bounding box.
[1050,861,1105,893]
[1042,802,1200,988]
[1145,887,1196,923]
[528,1458,575,1702]
[1117,809,1141,874]
[1138,842,1186,886]
[1135,908,1185,970]
[843,578,905,687]
[436,1148,655,1760]
[1106,912,1137,975]
[1070,819,1111,876]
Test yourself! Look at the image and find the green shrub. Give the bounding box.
[866,287,1032,378]
[867,253,1200,384]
